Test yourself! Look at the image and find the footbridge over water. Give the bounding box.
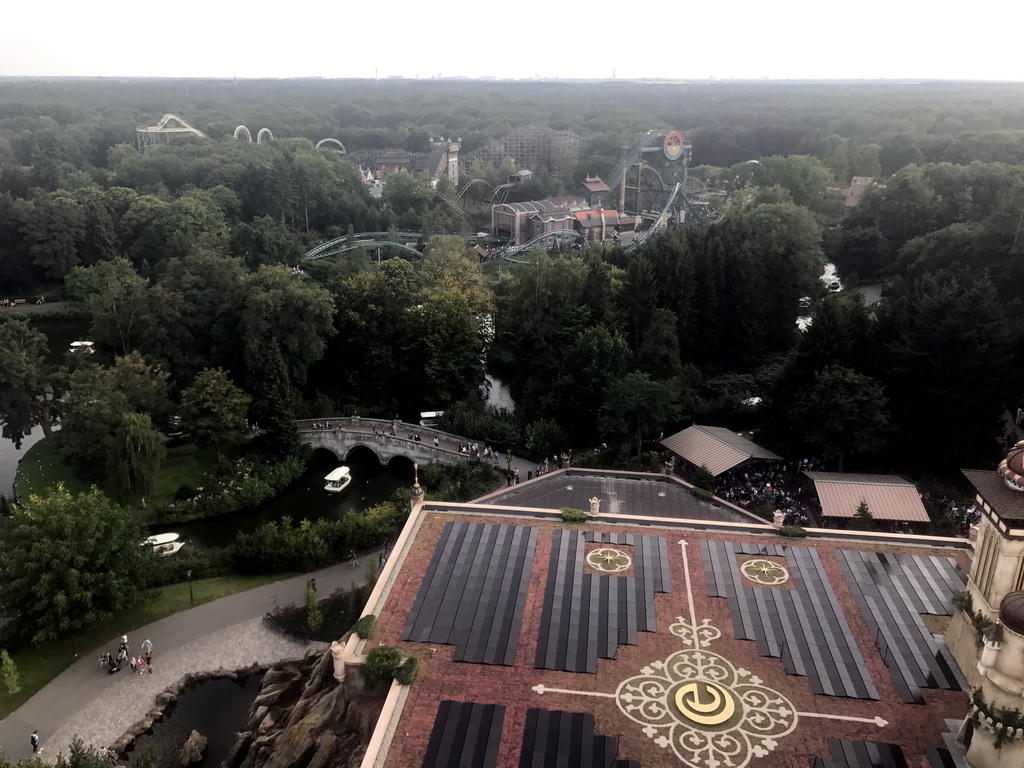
[298,417,488,467]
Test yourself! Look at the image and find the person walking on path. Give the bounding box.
[349,550,359,568]
[140,638,153,656]
[136,656,147,675]
[144,650,153,673]
[31,730,39,753]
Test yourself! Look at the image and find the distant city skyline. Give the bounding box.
[2,1,1022,82]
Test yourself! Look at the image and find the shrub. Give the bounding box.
[230,502,407,574]
[690,464,716,492]
[779,525,808,538]
[354,615,377,639]
[394,657,420,686]
[560,508,588,523]
[1,649,20,694]
[953,591,994,648]
[753,499,775,521]
[305,578,323,634]
[691,487,714,501]
[363,646,403,686]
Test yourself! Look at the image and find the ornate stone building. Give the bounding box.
[958,441,1024,766]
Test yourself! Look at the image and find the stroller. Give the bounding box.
[100,643,128,674]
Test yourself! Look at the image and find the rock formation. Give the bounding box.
[223,647,387,768]
[178,730,208,766]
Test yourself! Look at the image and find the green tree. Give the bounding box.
[238,265,336,389]
[0,487,151,644]
[1,649,20,694]
[106,411,166,504]
[600,371,680,462]
[751,155,834,209]
[305,578,323,634]
[788,365,891,470]
[416,289,486,405]
[851,499,874,531]
[180,368,252,462]
[0,318,62,445]
[56,352,170,485]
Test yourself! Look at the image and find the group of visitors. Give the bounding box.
[309,421,333,430]
[711,459,822,525]
[100,634,155,676]
[924,493,981,537]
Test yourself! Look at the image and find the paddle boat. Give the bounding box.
[324,466,352,494]
[142,532,184,556]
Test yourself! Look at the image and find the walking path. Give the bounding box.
[0,551,384,762]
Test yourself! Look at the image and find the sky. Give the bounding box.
[2,0,1022,81]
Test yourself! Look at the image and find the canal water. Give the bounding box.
[122,674,263,767]
[164,449,411,549]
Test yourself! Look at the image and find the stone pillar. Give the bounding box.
[330,640,346,681]
[410,462,424,512]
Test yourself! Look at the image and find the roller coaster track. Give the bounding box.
[315,138,346,153]
[484,229,587,263]
[454,178,493,201]
[137,114,209,150]
[303,231,426,260]
[485,182,515,204]
[233,126,275,143]
[605,131,659,193]
[624,182,682,253]
[433,191,469,218]
[308,240,424,260]
[145,114,209,137]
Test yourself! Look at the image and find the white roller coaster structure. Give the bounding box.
[136,114,209,151]
[233,126,275,144]
[315,138,346,154]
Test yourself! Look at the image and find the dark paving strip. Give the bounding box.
[702,540,879,700]
[812,738,909,768]
[836,549,967,704]
[401,521,537,665]
[422,700,505,768]
[535,530,671,672]
[925,747,958,768]
[519,708,641,768]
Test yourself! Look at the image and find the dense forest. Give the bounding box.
[1,78,1023,503]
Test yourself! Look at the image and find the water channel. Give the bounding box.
[122,674,263,767]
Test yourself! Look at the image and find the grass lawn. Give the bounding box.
[14,438,90,498]
[0,573,290,719]
[150,446,219,505]
[15,439,219,507]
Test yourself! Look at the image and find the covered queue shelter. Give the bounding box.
[804,471,929,524]
[660,424,782,476]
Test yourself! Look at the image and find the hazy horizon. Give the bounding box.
[3,0,1022,81]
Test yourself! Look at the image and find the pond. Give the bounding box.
[122,674,263,767]
[160,448,412,549]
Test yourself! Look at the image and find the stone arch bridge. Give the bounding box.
[297,417,481,467]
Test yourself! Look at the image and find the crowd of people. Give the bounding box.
[712,459,822,526]
[924,493,981,537]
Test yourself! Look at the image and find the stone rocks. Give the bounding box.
[225,649,388,768]
[178,730,208,766]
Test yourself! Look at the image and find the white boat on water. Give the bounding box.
[324,466,352,494]
[153,541,185,557]
[144,533,180,547]
[142,532,184,556]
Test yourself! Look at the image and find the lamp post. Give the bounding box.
[187,569,194,605]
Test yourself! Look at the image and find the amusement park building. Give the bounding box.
[493,195,634,246]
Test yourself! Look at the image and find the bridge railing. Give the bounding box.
[296,417,509,461]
